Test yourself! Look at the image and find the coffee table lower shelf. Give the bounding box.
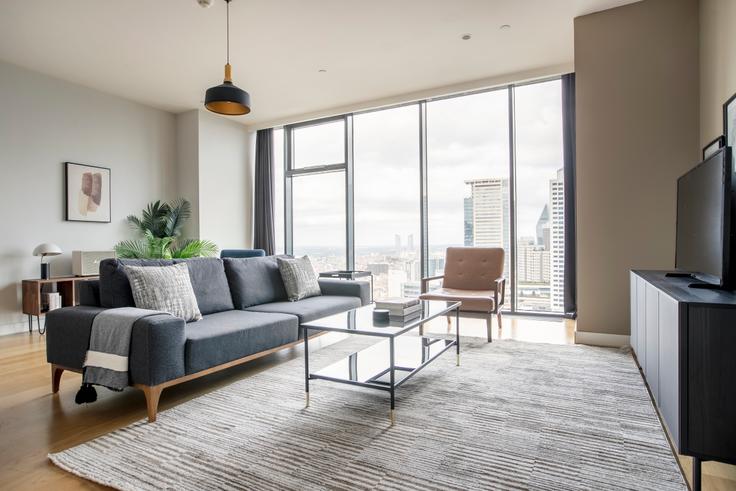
[306,335,459,424]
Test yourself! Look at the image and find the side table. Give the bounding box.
[22,276,98,334]
[318,270,374,303]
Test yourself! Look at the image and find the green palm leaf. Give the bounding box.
[118,198,218,259]
[144,231,174,259]
[163,198,191,238]
[138,200,170,238]
[114,239,149,259]
[172,239,219,259]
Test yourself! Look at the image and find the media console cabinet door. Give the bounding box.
[636,276,647,368]
[687,305,736,459]
[630,273,638,353]
[645,282,660,400]
[657,293,680,447]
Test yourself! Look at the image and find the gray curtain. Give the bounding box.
[562,73,577,317]
[254,128,275,255]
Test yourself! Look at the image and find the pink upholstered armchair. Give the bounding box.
[419,247,506,342]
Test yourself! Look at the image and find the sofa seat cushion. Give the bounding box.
[245,295,361,324]
[184,310,299,374]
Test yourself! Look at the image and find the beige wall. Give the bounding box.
[700,0,736,146]
[574,0,700,336]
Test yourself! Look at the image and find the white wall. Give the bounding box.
[198,111,252,249]
[176,110,200,240]
[0,60,177,335]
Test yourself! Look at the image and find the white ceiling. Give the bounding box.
[0,0,639,126]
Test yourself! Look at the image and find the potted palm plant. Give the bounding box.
[114,199,218,259]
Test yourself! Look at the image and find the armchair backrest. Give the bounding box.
[442,247,504,291]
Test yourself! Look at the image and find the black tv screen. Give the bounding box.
[675,147,733,286]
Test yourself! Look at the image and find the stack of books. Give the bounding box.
[374,297,422,323]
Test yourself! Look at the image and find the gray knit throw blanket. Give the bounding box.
[81,308,169,395]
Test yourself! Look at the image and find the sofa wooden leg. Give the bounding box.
[51,364,64,393]
[446,315,452,332]
[141,385,163,423]
[486,316,493,343]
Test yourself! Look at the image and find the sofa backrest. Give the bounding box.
[223,256,287,308]
[99,258,234,315]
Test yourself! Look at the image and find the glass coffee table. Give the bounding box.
[301,300,462,424]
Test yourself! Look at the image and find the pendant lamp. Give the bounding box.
[204,0,251,115]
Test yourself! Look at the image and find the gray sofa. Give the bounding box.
[46,256,369,421]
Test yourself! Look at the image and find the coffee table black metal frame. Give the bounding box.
[302,300,462,424]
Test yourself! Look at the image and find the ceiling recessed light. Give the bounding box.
[461,33,472,40]
[500,24,511,30]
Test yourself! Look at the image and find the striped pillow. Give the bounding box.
[277,256,321,302]
[124,263,202,322]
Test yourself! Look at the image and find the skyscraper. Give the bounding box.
[394,234,401,251]
[465,178,510,274]
[463,197,473,246]
[407,233,414,251]
[536,204,550,248]
[550,169,565,311]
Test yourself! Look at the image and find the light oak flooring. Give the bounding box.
[0,316,733,490]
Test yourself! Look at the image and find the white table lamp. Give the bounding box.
[33,243,62,279]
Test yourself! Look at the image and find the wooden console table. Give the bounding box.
[22,276,98,334]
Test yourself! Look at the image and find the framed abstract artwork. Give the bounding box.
[703,135,725,160]
[65,162,111,222]
[724,92,736,165]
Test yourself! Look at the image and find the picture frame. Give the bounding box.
[64,162,111,223]
[703,135,725,160]
[724,92,736,165]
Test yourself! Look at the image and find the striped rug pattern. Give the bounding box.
[50,338,686,490]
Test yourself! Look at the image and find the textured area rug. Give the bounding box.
[50,338,686,490]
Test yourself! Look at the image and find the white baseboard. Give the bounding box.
[574,331,630,348]
[0,320,33,337]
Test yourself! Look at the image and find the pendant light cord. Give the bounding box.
[226,0,230,64]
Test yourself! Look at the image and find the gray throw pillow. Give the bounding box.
[277,256,321,302]
[124,263,202,322]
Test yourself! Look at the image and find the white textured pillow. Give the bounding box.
[277,256,321,302]
[124,263,202,322]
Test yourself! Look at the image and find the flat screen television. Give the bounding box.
[675,146,734,288]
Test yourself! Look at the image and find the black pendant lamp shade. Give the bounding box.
[204,0,251,116]
[205,64,251,115]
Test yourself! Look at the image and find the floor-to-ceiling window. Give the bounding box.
[273,77,568,313]
[426,90,511,287]
[354,105,421,298]
[514,79,564,313]
[285,117,348,272]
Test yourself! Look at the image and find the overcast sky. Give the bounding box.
[274,79,563,251]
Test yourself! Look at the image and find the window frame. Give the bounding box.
[276,76,566,317]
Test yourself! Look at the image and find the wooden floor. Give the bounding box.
[0,316,732,490]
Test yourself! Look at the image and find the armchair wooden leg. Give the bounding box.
[51,364,64,393]
[486,316,493,343]
[141,385,163,423]
[497,311,503,330]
